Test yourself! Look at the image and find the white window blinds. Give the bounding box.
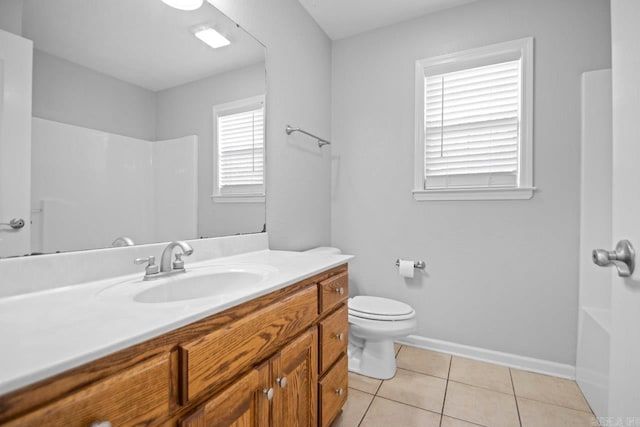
[424,59,521,189]
[217,104,264,190]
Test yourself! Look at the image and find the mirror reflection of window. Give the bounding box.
[213,96,266,202]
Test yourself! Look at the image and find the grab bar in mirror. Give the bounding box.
[286,125,331,148]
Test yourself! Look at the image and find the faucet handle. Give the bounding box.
[134,256,160,276]
[173,250,192,270]
[173,252,185,270]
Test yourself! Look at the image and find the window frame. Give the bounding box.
[211,95,266,204]
[413,38,535,201]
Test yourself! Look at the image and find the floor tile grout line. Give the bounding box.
[372,395,443,417]
[447,378,520,398]
[510,368,523,427]
[445,378,515,396]
[439,355,453,427]
[356,393,378,427]
[515,395,598,415]
[444,415,489,427]
[393,366,449,380]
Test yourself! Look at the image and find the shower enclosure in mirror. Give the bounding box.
[0,0,266,258]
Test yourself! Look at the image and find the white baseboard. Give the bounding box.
[396,335,576,380]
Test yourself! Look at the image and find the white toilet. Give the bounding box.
[348,296,417,379]
[305,247,417,380]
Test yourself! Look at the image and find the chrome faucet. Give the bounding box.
[134,241,194,280]
[160,241,194,273]
[112,236,135,247]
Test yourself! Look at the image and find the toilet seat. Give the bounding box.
[348,296,416,321]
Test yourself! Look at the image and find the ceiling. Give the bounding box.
[297,0,477,40]
[21,0,265,92]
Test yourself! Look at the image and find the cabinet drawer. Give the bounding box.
[318,354,348,427]
[180,286,318,403]
[7,353,170,427]
[319,304,348,374]
[318,271,348,314]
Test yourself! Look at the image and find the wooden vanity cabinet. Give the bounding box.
[0,264,349,427]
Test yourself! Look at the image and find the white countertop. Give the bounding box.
[0,249,352,395]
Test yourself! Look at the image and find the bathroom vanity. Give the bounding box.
[0,243,351,427]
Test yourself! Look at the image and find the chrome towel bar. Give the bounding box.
[285,125,331,148]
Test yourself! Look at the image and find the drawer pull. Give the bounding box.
[276,376,287,389]
[335,388,344,396]
[335,287,345,295]
[90,422,112,427]
[335,333,344,341]
[263,387,274,401]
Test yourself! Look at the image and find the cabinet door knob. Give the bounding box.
[263,387,274,401]
[335,388,344,396]
[90,422,112,427]
[335,333,344,341]
[276,376,287,389]
[335,287,344,295]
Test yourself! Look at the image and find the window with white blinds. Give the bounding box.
[214,96,265,198]
[414,38,534,200]
[424,60,520,188]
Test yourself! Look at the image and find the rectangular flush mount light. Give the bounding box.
[193,26,230,49]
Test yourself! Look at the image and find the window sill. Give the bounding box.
[211,194,265,204]
[412,187,535,201]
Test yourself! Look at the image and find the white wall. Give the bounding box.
[152,136,199,243]
[31,118,197,253]
[0,0,22,36]
[32,50,157,141]
[331,0,611,365]
[208,0,332,250]
[155,63,266,238]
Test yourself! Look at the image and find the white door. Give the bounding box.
[0,29,32,257]
[608,0,640,418]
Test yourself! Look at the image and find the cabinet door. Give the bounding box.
[272,327,318,427]
[180,362,270,427]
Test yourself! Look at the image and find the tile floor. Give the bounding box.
[332,344,599,427]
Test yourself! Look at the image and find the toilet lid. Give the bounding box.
[349,296,415,321]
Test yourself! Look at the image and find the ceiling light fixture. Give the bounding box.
[193,26,231,49]
[161,0,203,11]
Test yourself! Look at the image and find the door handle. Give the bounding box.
[0,218,25,230]
[593,240,635,277]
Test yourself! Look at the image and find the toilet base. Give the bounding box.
[347,335,397,380]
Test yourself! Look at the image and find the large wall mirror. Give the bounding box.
[0,0,266,258]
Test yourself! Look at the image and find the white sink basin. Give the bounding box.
[98,264,278,304]
[136,270,264,303]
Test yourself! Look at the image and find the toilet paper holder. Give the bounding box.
[395,259,425,269]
